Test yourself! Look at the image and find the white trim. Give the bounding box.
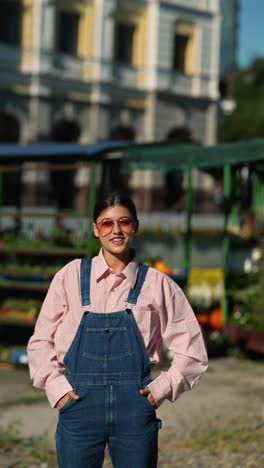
[191,25,202,96]
[145,0,159,90]
[30,0,42,74]
[209,2,221,99]
[93,0,104,82]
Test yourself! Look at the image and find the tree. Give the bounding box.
[219,58,264,142]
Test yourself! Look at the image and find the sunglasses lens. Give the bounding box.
[97,217,135,236]
[98,219,114,235]
[119,218,134,231]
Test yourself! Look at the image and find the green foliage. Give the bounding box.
[230,248,264,330]
[182,419,264,453]
[50,224,72,247]
[244,253,264,330]
[1,298,42,311]
[0,424,56,465]
[219,58,264,142]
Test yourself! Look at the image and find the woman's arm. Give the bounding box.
[27,269,73,408]
[147,286,208,408]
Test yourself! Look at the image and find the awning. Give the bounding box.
[120,139,264,172]
[0,139,264,172]
[0,141,129,164]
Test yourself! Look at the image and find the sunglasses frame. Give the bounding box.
[96,216,136,237]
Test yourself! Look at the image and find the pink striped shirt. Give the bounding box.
[27,249,208,408]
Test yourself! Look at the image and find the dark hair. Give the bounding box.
[93,191,138,222]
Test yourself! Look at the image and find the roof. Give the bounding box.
[120,139,264,172]
[0,139,264,171]
[0,141,129,164]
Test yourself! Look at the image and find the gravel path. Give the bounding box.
[0,357,263,467]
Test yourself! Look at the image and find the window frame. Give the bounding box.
[114,22,136,66]
[56,10,80,56]
[172,21,196,75]
[0,0,22,46]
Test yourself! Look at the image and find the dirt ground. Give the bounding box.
[0,357,263,468]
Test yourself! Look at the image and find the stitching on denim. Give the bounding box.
[82,351,134,360]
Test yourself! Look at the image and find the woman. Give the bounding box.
[27,191,208,468]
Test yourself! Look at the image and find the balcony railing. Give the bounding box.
[53,53,83,79]
[112,64,139,88]
[0,41,217,98]
[170,71,194,95]
[156,67,215,98]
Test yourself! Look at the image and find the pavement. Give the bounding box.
[0,357,264,467]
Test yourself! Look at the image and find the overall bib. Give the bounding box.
[56,259,162,468]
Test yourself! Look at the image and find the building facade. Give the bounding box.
[0,0,221,209]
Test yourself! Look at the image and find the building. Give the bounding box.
[219,0,239,114]
[0,0,221,209]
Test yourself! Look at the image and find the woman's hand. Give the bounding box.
[140,387,157,408]
[55,390,80,410]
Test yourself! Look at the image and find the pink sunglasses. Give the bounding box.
[96,217,136,237]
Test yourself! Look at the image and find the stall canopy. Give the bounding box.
[0,138,263,171]
[0,141,129,164]
[119,138,264,172]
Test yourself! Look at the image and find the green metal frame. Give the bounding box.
[222,165,232,323]
[1,138,264,323]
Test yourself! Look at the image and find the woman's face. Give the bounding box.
[93,204,138,259]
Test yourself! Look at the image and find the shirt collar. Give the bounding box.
[95,248,139,288]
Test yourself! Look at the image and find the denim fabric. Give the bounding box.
[80,259,149,307]
[56,261,161,468]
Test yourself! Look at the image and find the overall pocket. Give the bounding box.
[82,326,132,360]
[58,396,75,414]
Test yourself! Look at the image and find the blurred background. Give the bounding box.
[0,1,264,466]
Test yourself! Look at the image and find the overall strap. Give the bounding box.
[80,258,92,306]
[126,263,149,305]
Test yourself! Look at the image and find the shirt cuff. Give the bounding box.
[147,373,172,408]
[45,374,73,408]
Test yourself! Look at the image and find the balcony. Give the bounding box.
[170,71,194,95]
[156,68,216,99]
[112,64,139,89]
[53,53,83,80]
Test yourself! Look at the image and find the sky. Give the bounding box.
[238,0,264,67]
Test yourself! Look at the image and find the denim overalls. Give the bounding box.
[56,259,162,468]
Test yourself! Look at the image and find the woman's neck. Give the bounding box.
[102,249,131,273]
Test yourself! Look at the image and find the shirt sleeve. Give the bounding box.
[27,268,73,408]
[147,286,208,408]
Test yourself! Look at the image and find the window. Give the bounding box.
[57,11,80,55]
[0,1,21,46]
[172,22,195,74]
[114,23,135,65]
[173,34,189,72]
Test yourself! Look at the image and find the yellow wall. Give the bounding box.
[79,2,95,78]
[55,0,95,77]
[55,0,94,56]
[21,0,33,66]
[133,9,147,68]
[115,2,147,65]
[78,2,94,58]
[115,3,147,85]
